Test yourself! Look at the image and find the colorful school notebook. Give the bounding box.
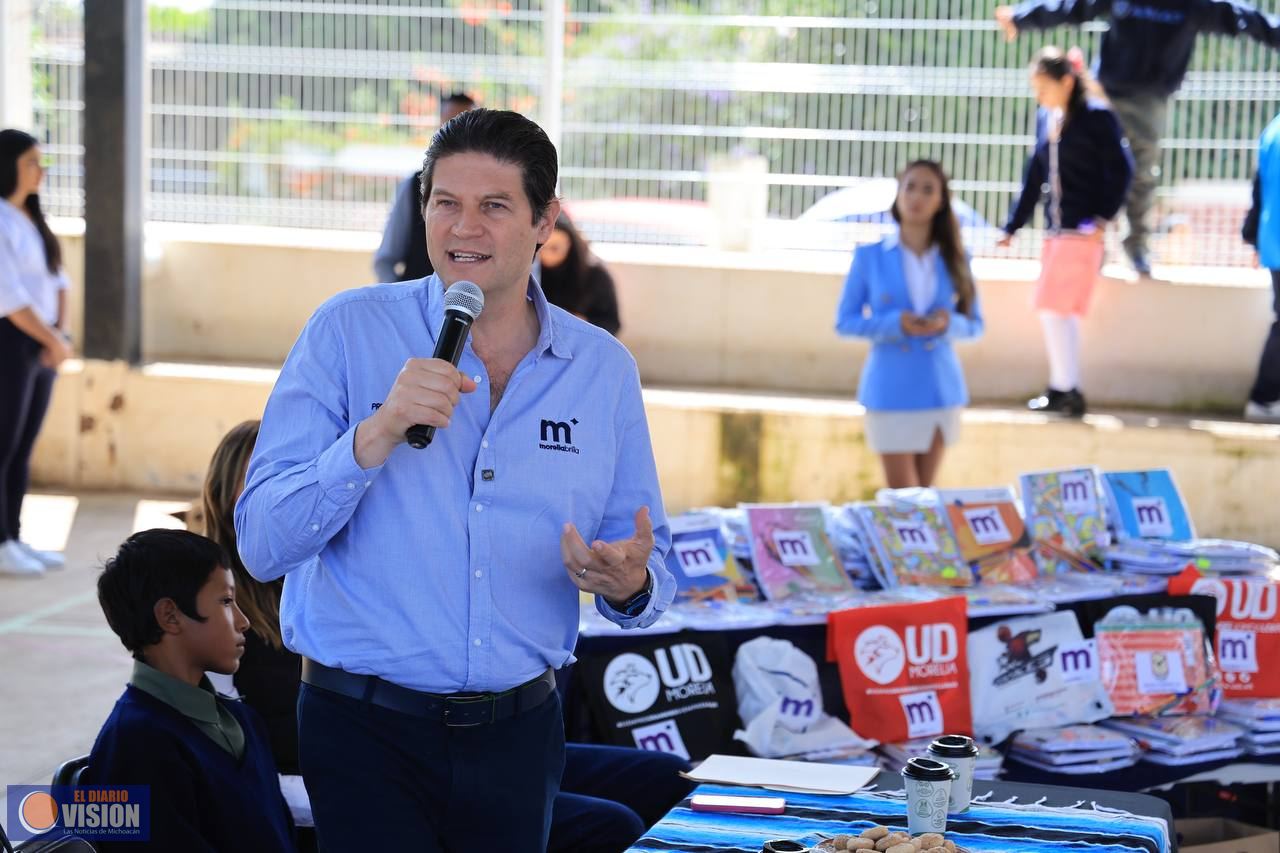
[1101,469,1195,542]
[852,502,971,588]
[664,511,743,602]
[1018,467,1110,575]
[742,504,853,600]
[937,487,1038,583]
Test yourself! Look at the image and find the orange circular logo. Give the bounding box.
[19,791,59,834]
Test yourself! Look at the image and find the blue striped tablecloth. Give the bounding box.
[628,782,1172,853]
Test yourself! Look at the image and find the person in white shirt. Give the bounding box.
[0,129,72,575]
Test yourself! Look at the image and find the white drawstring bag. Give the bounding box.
[968,610,1114,745]
[732,636,876,757]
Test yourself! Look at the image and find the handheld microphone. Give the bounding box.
[406,280,485,449]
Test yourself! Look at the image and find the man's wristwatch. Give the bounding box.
[612,571,654,618]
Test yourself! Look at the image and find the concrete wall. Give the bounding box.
[52,223,1274,411]
[30,361,1280,547]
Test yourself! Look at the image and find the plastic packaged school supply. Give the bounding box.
[1094,605,1217,716]
[1102,715,1244,765]
[1008,724,1141,773]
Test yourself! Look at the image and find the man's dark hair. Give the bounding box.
[442,92,476,112]
[97,529,228,659]
[420,108,558,224]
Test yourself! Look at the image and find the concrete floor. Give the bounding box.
[0,492,191,815]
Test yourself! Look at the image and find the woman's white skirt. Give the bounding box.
[864,406,962,454]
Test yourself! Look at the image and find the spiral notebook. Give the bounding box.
[852,502,972,588]
[937,487,1038,583]
[665,511,743,601]
[742,504,853,600]
[1101,469,1194,542]
[1019,467,1109,574]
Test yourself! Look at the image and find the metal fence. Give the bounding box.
[27,0,1280,265]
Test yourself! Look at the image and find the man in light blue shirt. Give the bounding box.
[235,108,673,852]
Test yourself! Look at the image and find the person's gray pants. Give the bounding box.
[1107,91,1170,261]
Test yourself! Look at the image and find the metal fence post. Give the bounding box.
[542,0,565,171]
[83,0,146,364]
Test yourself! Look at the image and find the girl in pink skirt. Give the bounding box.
[998,47,1134,417]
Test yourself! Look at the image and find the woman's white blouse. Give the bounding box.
[0,201,67,326]
[900,240,940,316]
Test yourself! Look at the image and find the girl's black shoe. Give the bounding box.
[1028,388,1086,418]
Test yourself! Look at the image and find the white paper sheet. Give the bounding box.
[683,754,880,795]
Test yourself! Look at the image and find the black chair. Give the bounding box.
[0,818,96,852]
[12,837,97,852]
[0,758,98,852]
[49,757,90,789]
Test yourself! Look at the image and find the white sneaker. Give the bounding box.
[1245,400,1280,422]
[16,541,65,569]
[0,540,46,576]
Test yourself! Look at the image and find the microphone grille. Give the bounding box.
[443,280,484,320]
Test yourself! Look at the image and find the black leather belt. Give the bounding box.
[301,659,556,727]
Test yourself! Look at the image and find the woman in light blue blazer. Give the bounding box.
[835,160,984,489]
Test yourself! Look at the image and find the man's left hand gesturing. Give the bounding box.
[561,506,654,608]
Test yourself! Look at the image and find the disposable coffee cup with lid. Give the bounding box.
[901,756,954,835]
[927,734,979,813]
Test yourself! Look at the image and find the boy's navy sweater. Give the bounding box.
[1004,100,1135,235]
[1012,0,1280,98]
[83,685,295,852]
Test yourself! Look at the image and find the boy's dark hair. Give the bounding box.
[419,108,558,224]
[98,529,229,659]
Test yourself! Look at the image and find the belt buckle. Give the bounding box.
[443,693,495,727]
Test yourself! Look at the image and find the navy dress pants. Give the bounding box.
[0,319,54,542]
[550,744,694,853]
[298,682,565,853]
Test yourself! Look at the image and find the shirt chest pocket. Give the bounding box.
[518,415,614,536]
[526,415,603,488]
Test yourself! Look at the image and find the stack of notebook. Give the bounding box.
[1217,699,1280,757]
[828,504,880,590]
[1007,725,1140,775]
[780,744,882,767]
[1102,539,1279,576]
[1102,716,1244,766]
